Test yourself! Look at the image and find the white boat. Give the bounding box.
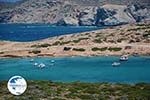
[38,63,46,68]
[112,62,120,66]
[34,63,38,66]
[30,59,34,62]
[120,55,128,61]
[51,60,55,63]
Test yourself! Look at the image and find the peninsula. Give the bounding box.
[0,23,150,58]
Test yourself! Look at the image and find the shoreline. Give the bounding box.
[0,54,150,59]
[0,80,150,84]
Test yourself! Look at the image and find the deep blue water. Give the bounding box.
[0,24,101,42]
[0,56,150,83]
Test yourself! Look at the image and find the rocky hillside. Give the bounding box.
[0,0,150,26]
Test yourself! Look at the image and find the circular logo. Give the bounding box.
[7,76,27,95]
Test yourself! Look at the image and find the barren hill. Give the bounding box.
[0,0,150,26]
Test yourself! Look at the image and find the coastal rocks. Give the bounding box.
[56,17,79,26]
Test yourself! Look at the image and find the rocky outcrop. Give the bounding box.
[78,7,97,26]
[100,4,136,26]
[57,17,79,26]
[127,4,150,22]
[0,0,149,26]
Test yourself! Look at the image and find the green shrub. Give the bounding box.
[92,47,107,51]
[52,41,71,46]
[52,41,61,46]
[125,46,132,49]
[95,34,101,38]
[93,38,102,43]
[29,50,41,54]
[59,37,64,40]
[77,94,93,100]
[127,25,150,31]
[78,37,89,40]
[72,38,89,43]
[108,47,122,51]
[60,41,71,45]
[65,93,77,99]
[143,33,150,38]
[31,44,38,48]
[39,43,51,47]
[73,48,85,52]
[72,40,80,43]
[31,43,51,48]
[63,47,71,51]
[0,52,4,54]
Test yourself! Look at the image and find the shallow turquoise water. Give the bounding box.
[0,56,150,83]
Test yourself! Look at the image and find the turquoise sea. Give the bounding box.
[0,56,150,83]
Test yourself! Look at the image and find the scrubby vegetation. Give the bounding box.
[52,38,89,46]
[92,47,107,51]
[0,81,150,100]
[73,48,85,52]
[52,41,61,46]
[92,47,122,52]
[63,47,72,51]
[31,43,51,48]
[127,25,150,31]
[0,52,4,54]
[29,50,41,54]
[108,47,122,51]
[59,41,71,45]
[143,33,150,38]
[93,38,102,43]
[72,37,89,43]
[59,37,64,40]
[125,46,132,50]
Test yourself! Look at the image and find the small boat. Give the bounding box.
[120,55,128,61]
[30,59,34,62]
[34,63,38,66]
[51,60,55,63]
[112,62,121,66]
[38,63,46,68]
